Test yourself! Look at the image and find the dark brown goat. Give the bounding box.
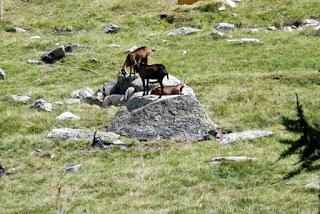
[151,83,184,96]
[133,63,169,98]
[121,46,152,76]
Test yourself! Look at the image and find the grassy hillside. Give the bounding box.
[0,0,319,213]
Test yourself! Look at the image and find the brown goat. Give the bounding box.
[151,83,184,96]
[133,63,169,98]
[121,46,152,76]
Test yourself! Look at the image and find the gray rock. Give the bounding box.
[224,0,236,8]
[31,99,53,112]
[218,5,226,11]
[210,30,225,39]
[101,81,116,97]
[108,94,217,141]
[315,26,320,35]
[10,95,32,103]
[56,112,80,121]
[30,35,41,40]
[267,26,277,31]
[220,130,273,144]
[65,164,82,173]
[89,58,100,64]
[0,68,4,80]
[168,27,201,36]
[214,23,236,31]
[48,128,119,142]
[71,88,94,99]
[27,59,43,65]
[83,96,102,106]
[111,74,194,96]
[227,38,263,44]
[107,44,121,48]
[41,45,65,64]
[305,182,320,190]
[304,18,319,26]
[64,98,81,105]
[103,23,120,34]
[6,27,27,33]
[212,156,257,165]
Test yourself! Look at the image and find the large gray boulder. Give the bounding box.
[107,94,217,141]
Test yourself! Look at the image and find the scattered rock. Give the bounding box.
[83,96,103,106]
[108,94,217,141]
[284,26,294,32]
[267,26,277,31]
[224,0,236,8]
[168,27,201,36]
[127,46,138,53]
[10,95,32,103]
[64,98,81,105]
[65,164,82,173]
[6,27,27,33]
[56,112,80,121]
[0,68,5,80]
[227,38,263,44]
[181,50,188,55]
[48,128,119,142]
[305,182,320,190]
[219,130,273,144]
[5,168,17,175]
[218,5,227,11]
[112,140,129,148]
[247,28,260,33]
[89,58,100,64]
[304,18,319,26]
[103,23,121,34]
[30,35,41,40]
[212,156,257,165]
[41,45,65,64]
[31,99,53,112]
[214,23,236,31]
[27,59,43,65]
[210,30,225,39]
[107,44,121,48]
[71,88,94,99]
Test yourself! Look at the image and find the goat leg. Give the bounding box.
[159,79,164,98]
[142,79,146,96]
[146,79,149,95]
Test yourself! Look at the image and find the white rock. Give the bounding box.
[230,13,237,17]
[305,182,320,190]
[30,35,41,40]
[267,26,277,31]
[27,59,42,65]
[8,27,27,33]
[64,98,81,105]
[127,46,138,53]
[181,50,188,55]
[0,68,5,80]
[107,44,121,48]
[284,26,294,32]
[71,88,94,99]
[248,28,260,33]
[65,164,82,173]
[56,112,80,121]
[214,23,236,31]
[224,0,236,8]
[220,130,273,144]
[304,18,319,26]
[168,27,201,36]
[10,95,32,103]
[212,156,257,165]
[211,30,225,38]
[218,5,226,11]
[227,38,263,44]
[31,99,52,112]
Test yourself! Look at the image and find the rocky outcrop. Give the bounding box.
[107,93,217,141]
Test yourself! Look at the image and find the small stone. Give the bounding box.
[65,164,82,173]
[71,88,94,99]
[6,168,17,175]
[89,58,100,64]
[230,13,237,17]
[284,26,294,32]
[218,5,226,11]
[10,95,31,103]
[6,27,27,33]
[212,156,257,165]
[181,50,188,55]
[210,30,225,39]
[248,28,260,33]
[30,35,41,40]
[220,130,272,144]
[227,38,263,44]
[0,68,5,80]
[64,98,81,105]
[31,99,53,112]
[56,112,80,121]
[305,182,320,190]
[315,26,320,35]
[107,44,121,48]
[50,154,56,160]
[304,18,319,26]
[168,27,201,36]
[224,0,236,8]
[267,26,277,31]
[214,23,236,31]
[27,59,43,65]
[127,46,138,53]
[103,23,120,34]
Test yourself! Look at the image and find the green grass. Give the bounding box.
[0,0,319,213]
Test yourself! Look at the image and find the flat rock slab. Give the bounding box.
[212,156,257,165]
[108,94,217,141]
[56,112,80,121]
[10,95,31,103]
[220,130,273,144]
[214,23,236,31]
[48,128,119,142]
[168,27,201,36]
[305,182,320,190]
